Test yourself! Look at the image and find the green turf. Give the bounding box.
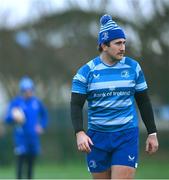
[0,157,168,179]
[0,161,91,179]
[135,156,169,179]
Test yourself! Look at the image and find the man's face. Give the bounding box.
[22,89,34,99]
[102,38,126,60]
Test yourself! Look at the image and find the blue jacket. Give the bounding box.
[5,95,48,155]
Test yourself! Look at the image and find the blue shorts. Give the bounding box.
[14,133,40,155]
[86,127,139,173]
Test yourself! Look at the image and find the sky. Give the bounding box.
[0,0,168,29]
[0,0,67,28]
[0,0,156,28]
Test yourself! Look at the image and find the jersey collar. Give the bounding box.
[119,57,126,64]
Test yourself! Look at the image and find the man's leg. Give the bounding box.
[16,154,26,179]
[87,130,113,179]
[26,154,36,179]
[87,146,112,179]
[110,128,139,179]
[111,165,136,179]
[92,168,111,179]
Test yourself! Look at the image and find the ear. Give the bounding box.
[101,43,108,51]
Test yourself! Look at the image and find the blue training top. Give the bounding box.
[72,56,148,132]
[5,95,48,136]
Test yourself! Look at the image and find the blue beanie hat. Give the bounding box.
[19,76,34,92]
[98,14,126,46]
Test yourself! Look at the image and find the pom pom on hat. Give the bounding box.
[100,14,112,26]
[98,14,126,46]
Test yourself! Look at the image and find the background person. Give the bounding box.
[5,76,48,179]
[71,14,159,179]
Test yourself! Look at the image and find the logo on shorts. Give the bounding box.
[89,160,97,168]
[128,155,135,162]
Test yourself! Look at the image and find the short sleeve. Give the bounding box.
[135,63,148,92]
[71,65,90,94]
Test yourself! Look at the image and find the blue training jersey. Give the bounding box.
[5,95,48,136]
[72,56,148,132]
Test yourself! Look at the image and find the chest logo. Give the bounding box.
[93,74,100,79]
[121,70,129,78]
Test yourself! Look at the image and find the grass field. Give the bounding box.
[0,156,169,179]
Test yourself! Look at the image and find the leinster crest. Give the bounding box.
[102,31,109,41]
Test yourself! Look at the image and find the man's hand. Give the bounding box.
[76,131,93,153]
[146,133,159,154]
[35,124,44,135]
[12,108,25,124]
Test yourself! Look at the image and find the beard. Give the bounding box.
[110,52,124,62]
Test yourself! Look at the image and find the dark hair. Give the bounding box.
[97,41,110,52]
